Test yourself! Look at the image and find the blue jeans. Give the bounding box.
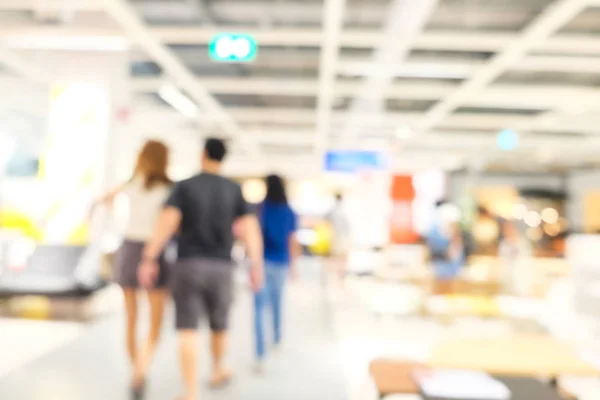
[254,263,288,360]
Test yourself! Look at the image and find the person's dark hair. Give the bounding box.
[204,137,227,162]
[335,193,343,202]
[435,199,448,208]
[265,174,288,204]
[478,205,492,217]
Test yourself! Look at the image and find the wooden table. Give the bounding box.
[421,376,565,400]
[428,336,598,377]
[369,336,589,399]
[369,359,421,398]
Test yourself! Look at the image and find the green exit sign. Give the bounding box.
[209,34,258,62]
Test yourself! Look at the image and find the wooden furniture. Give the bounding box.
[421,376,565,400]
[369,337,590,399]
[428,336,598,377]
[369,359,420,398]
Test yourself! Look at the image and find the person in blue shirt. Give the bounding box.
[427,203,465,294]
[254,174,300,371]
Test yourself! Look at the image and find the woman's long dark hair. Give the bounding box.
[264,174,288,204]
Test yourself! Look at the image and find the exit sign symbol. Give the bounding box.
[209,34,258,62]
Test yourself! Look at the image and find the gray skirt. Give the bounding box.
[115,240,170,289]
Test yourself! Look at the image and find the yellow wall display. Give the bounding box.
[1,82,109,246]
[309,222,333,256]
[41,83,109,244]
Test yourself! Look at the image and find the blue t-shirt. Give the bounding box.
[259,201,297,265]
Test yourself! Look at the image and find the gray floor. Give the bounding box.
[0,263,349,400]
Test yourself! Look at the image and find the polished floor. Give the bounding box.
[2,259,600,400]
[0,262,349,400]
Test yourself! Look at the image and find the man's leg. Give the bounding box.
[207,266,234,385]
[172,260,202,400]
[178,330,199,400]
[210,330,232,383]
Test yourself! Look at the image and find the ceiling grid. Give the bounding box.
[0,0,599,175]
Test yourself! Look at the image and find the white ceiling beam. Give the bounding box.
[133,76,454,99]
[511,90,600,135]
[103,0,260,158]
[128,48,600,76]
[343,0,439,145]
[0,0,104,11]
[315,0,347,159]
[142,127,587,151]
[131,76,600,112]
[338,59,478,79]
[515,55,600,74]
[0,44,51,84]
[2,24,600,55]
[417,0,589,132]
[131,106,600,134]
[158,28,600,55]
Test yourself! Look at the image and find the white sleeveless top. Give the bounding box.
[122,178,171,242]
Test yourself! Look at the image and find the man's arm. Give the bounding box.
[143,206,181,261]
[239,214,264,291]
[139,206,181,287]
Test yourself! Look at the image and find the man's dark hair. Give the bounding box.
[335,193,343,202]
[204,138,227,162]
[265,174,288,204]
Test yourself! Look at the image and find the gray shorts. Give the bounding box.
[116,240,170,289]
[171,258,234,331]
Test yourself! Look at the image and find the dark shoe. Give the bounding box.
[131,379,146,400]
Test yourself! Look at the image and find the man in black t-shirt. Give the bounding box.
[139,138,264,400]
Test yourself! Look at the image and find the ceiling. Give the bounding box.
[1,0,600,178]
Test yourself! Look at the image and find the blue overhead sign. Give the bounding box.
[325,151,387,173]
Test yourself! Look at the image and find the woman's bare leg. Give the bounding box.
[122,288,138,366]
[133,289,168,385]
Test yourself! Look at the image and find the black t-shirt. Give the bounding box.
[166,172,251,260]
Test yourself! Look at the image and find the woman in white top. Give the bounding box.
[325,193,350,290]
[95,140,172,399]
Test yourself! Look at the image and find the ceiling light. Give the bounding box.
[497,129,518,151]
[527,227,543,241]
[524,211,542,228]
[544,223,560,237]
[158,84,199,118]
[513,204,527,220]
[541,208,559,224]
[395,125,412,140]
